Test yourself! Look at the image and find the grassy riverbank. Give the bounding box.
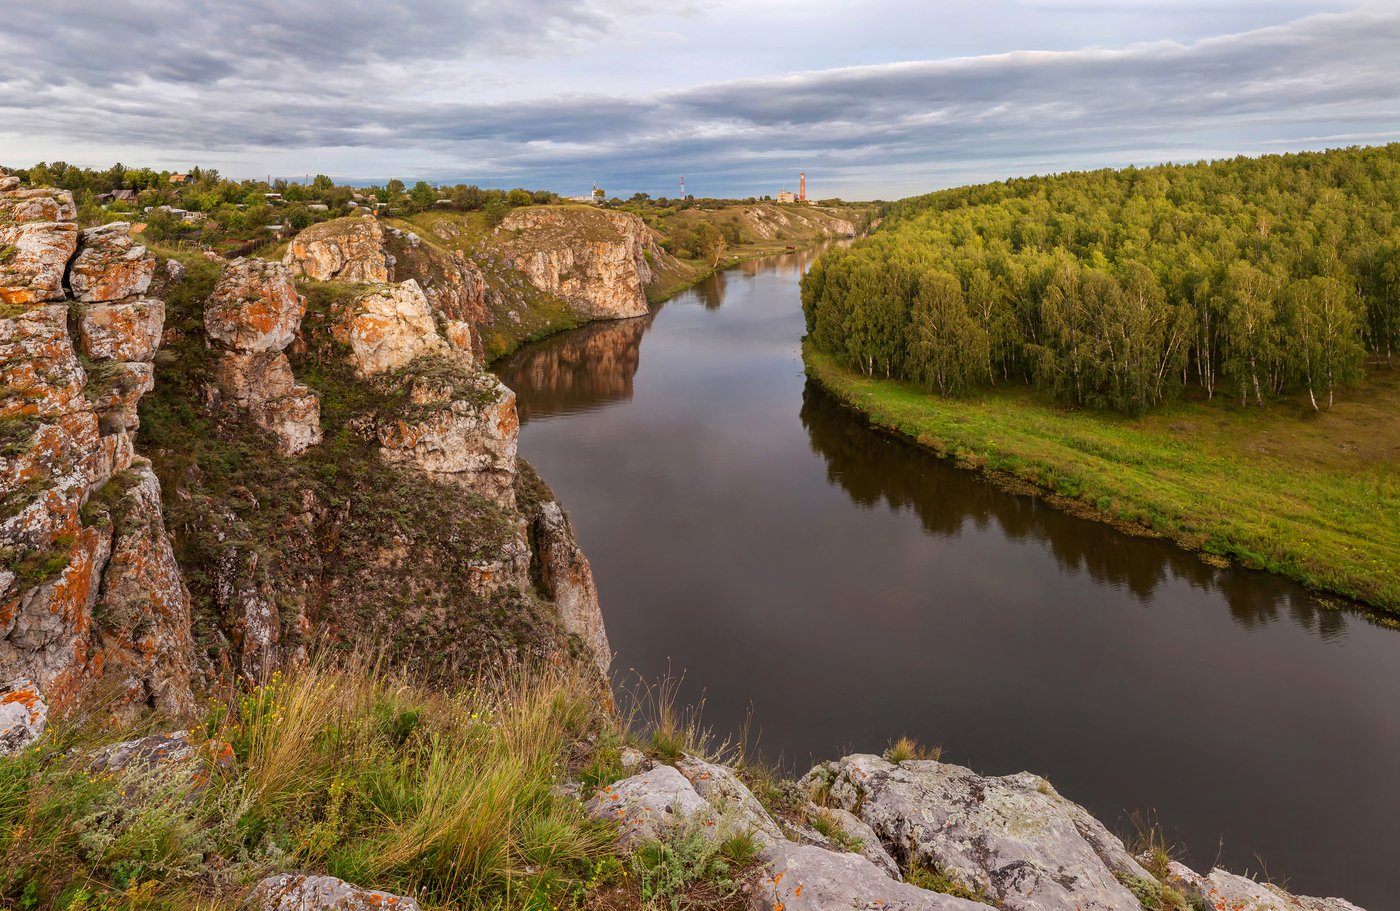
[804,343,1400,615]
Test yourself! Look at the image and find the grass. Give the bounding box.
[0,656,617,911]
[904,862,993,905]
[883,736,942,765]
[805,342,1400,615]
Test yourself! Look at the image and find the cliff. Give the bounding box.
[1,175,193,724]
[1,188,614,743]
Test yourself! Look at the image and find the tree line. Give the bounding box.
[803,145,1400,413]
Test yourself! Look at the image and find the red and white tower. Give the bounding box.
[799,172,807,202]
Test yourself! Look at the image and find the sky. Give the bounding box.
[2,0,1398,200]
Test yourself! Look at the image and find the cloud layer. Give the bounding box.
[1,2,1397,197]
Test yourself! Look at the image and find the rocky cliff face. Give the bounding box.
[1,173,193,729]
[127,215,611,688]
[2,195,614,731]
[495,207,664,320]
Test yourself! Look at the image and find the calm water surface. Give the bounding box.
[497,249,1400,909]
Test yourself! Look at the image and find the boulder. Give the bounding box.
[68,223,155,302]
[205,258,305,353]
[794,802,901,880]
[1165,862,1367,911]
[88,731,194,773]
[528,500,610,673]
[0,221,78,304]
[284,216,392,283]
[675,755,783,841]
[250,874,420,911]
[750,842,984,911]
[807,755,1154,911]
[332,280,452,377]
[0,186,75,223]
[586,764,718,849]
[77,298,166,363]
[0,679,47,754]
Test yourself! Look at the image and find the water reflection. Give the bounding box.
[799,383,1362,641]
[503,312,654,420]
[499,246,1400,907]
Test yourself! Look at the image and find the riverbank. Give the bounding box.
[804,342,1400,616]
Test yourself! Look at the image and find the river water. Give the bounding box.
[496,248,1400,909]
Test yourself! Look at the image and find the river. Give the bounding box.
[496,247,1400,909]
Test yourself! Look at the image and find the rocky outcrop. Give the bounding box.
[386,226,486,362]
[0,181,77,305]
[206,258,307,353]
[496,207,663,320]
[250,874,420,911]
[0,679,46,754]
[805,754,1151,911]
[331,280,453,377]
[283,215,393,283]
[204,258,322,456]
[586,756,984,911]
[0,173,193,721]
[69,222,155,302]
[1165,863,1364,911]
[375,371,520,510]
[527,500,610,672]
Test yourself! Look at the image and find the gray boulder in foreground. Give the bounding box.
[804,754,1154,911]
[1165,862,1366,911]
[250,874,419,911]
[585,763,718,848]
[749,841,985,911]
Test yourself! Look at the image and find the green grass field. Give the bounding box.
[804,343,1400,615]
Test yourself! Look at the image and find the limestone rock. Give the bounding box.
[92,462,195,719]
[333,280,452,377]
[205,258,306,353]
[77,298,165,363]
[88,731,194,773]
[528,500,610,672]
[164,258,186,283]
[376,370,518,508]
[250,874,420,911]
[675,755,783,841]
[88,361,154,433]
[284,216,393,283]
[808,754,1153,911]
[1165,863,1367,911]
[69,223,155,302]
[586,764,718,849]
[0,679,46,754]
[750,842,985,911]
[211,351,322,456]
[0,221,78,304]
[496,207,659,320]
[794,803,902,880]
[0,186,76,223]
[387,228,487,362]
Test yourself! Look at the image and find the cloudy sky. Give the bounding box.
[2,0,1398,199]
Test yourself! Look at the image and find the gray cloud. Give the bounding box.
[1,4,1397,197]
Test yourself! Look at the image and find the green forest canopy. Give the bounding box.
[802,145,1400,413]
